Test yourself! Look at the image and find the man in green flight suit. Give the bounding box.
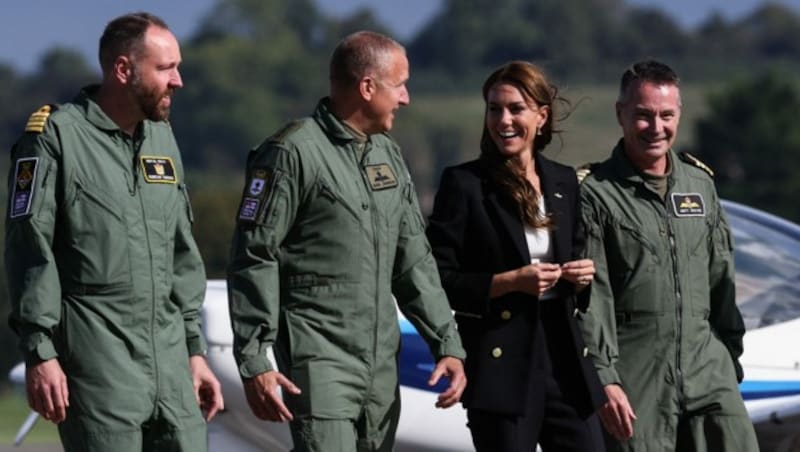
[577,59,759,451]
[5,12,223,452]
[227,31,467,452]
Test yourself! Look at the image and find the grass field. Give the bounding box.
[0,391,59,446]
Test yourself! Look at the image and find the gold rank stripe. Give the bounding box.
[25,105,52,133]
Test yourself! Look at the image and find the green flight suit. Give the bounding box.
[578,142,759,452]
[227,98,465,452]
[5,87,208,451]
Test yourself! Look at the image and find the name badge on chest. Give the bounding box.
[364,164,398,190]
[140,156,177,184]
[671,192,705,217]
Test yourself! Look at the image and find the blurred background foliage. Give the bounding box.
[1,0,800,388]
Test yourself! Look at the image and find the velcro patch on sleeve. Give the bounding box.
[238,168,272,223]
[9,157,39,218]
[140,156,177,184]
[364,164,398,190]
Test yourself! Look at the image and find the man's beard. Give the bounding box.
[130,67,172,121]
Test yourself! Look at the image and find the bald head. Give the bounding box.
[329,31,405,94]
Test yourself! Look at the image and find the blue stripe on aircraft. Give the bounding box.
[402,318,800,402]
[399,318,417,335]
[739,380,800,400]
[399,320,449,392]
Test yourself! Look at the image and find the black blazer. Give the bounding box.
[426,154,606,418]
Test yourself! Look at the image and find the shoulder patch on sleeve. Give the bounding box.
[679,152,714,177]
[267,120,304,145]
[25,104,57,134]
[576,163,593,184]
[9,157,39,218]
[237,167,276,223]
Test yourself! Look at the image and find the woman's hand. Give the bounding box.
[514,262,561,296]
[560,258,595,288]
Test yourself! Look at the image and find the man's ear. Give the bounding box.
[359,77,377,101]
[615,102,623,126]
[113,55,133,85]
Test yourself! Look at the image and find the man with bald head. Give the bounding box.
[227,30,466,451]
[5,12,222,452]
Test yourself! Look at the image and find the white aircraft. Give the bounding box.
[9,200,800,451]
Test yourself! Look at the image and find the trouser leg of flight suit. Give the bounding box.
[58,396,208,452]
[602,396,759,452]
[676,413,760,452]
[290,388,401,452]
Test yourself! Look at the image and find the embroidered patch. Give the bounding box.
[238,168,273,223]
[140,156,177,184]
[364,164,398,190]
[671,193,705,217]
[238,197,261,221]
[10,157,39,218]
[248,169,269,196]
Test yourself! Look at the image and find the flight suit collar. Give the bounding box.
[609,139,680,195]
[313,97,360,144]
[74,85,149,140]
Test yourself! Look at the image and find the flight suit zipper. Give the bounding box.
[664,194,685,409]
[130,134,161,403]
[359,144,382,368]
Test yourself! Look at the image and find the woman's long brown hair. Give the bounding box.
[479,61,568,229]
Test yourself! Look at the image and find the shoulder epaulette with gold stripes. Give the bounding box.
[25,104,57,134]
[679,151,714,177]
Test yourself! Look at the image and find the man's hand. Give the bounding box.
[599,384,637,440]
[243,370,301,422]
[26,359,69,423]
[428,356,466,409]
[189,356,224,421]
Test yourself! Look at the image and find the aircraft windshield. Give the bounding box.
[727,202,800,330]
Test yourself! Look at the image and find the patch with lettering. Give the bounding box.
[140,156,177,184]
[671,193,705,217]
[10,157,39,218]
[238,197,261,221]
[238,168,273,223]
[364,164,398,190]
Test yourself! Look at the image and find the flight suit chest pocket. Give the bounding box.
[606,220,664,313]
[607,220,659,272]
[313,182,364,227]
[67,180,131,286]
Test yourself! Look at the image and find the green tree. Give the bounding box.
[691,71,800,222]
[171,0,334,169]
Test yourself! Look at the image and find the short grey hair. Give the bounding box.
[329,31,404,88]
